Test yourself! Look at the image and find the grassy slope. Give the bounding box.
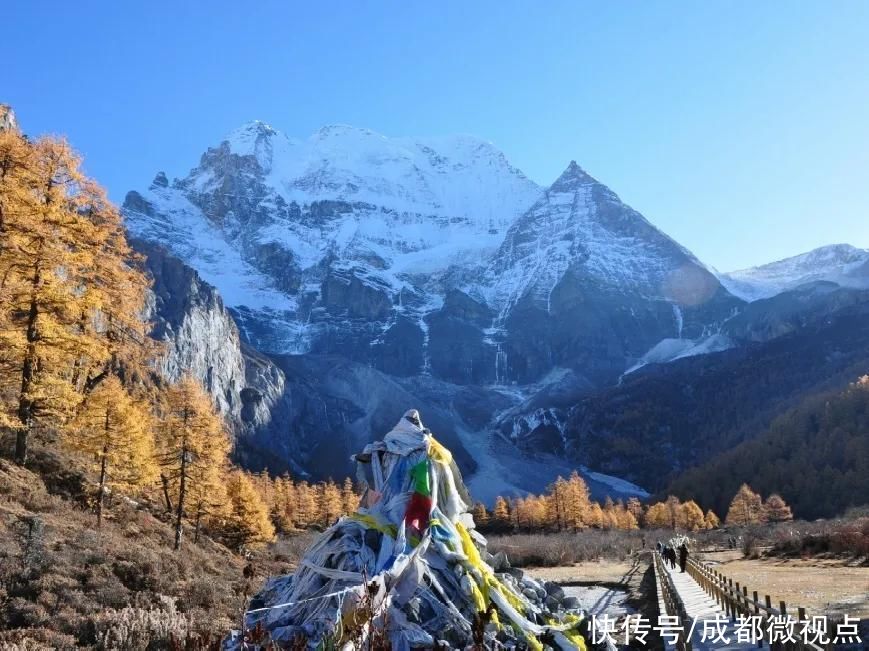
[0,444,284,649]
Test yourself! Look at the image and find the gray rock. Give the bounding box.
[561,596,581,610]
[544,582,565,601]
[491,551,510,572]
[505,567,524,581]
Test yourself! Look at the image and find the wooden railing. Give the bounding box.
[653,551,693,651]
[686,557,831,651]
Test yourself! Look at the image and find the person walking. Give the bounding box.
[678,543,689,573]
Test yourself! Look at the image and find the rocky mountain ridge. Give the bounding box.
[122,119,869,500]
[719,243,869,301]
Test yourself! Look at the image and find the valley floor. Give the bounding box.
[702,550,869,619]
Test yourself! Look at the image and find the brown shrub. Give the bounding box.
[486,529,643,567]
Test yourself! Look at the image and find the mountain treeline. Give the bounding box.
[666,377,869,520]
[0,118,360,553]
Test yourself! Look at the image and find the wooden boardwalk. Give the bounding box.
[659,557,768,650]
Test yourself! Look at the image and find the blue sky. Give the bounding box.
[3,1,868,271]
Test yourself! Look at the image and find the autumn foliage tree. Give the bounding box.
[156,376,230,550]
[221,469,276,550]
[680,500,706,531]
[725,483,766,525]
[67,376,157,526]
[763,494,793,523]
[0,124,150,465]
[704,509,721,529]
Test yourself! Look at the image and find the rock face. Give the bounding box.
[135,239,284,440]
[0,104,17,133]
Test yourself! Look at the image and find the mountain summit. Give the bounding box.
[122,121,741,492]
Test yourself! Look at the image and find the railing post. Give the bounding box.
[780,602,789,651]
[736,581,743,615]
[797,607,807,651]
[766,595,776,651]
[753,590,762,648]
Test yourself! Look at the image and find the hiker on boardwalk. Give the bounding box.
[663,545,675,568]
[678,542,689,573]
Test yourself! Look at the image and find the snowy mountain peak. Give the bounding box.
[720,243,869,301]
[551,160,598,190]
[225,120,279,146]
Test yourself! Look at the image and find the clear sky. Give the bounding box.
[3,1,868,271]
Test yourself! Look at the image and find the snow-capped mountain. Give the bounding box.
[123,120,748,495]
[124,122,740,389]
[125,122,542,366]
[720,243,869,301]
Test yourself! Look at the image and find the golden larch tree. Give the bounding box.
[341,477,359,515]
[294,480,318,529]
[67,376,157,527]
[472,502,489,527]
[763,494,793,522]
[272,475,297,531]
[704,509,721,529]
[564,471,591,530]
[626,497,644,527]
[0,129,151,465]
[586,502,604,528]
[725,483,766,525]
[644,502,670,528]
[492,496,511,530]
[222,469,276,551]
[156,376,230,550]
[680,500,706,531]
[320,480,343,527]
[665,495,683,529]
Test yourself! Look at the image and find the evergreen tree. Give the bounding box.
[156,376,230,550]
[66,376,156,527]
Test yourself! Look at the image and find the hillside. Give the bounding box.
[563,299,869,501]
[665,377,869,519]
[0,445,258,649]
